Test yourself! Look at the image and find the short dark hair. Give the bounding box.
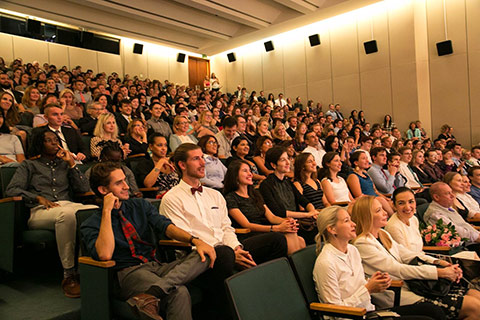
[172,143,201,177]
[468,166,480,177]
[398,146,411,155]
[392,187,415,204]
[119,99,131,108]
[387,151,400,162]
[223,116,237,129]
[265,146,286,170]
[89,162,123,197]
[148,132,165,145]
[370,147,386,158]
[360,136,372,144]
[198,135,218,157]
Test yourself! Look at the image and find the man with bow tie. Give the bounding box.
[160,143,287,318]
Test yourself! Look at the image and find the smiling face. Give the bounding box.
[233,139,250,157]
[100,168,130,201]
[0,93,14,111]
[273,152,290,174]
[180,148,206,179]
[371,199,388,231]
[449,173,464,193]
[303,154,317,173]
[150,136,168,158]
[238,163,253,186]
[103,116,116,134]
[327,154,342,173]
[394,190,416,221]
[355,151,370,170]
[205,137,218,156]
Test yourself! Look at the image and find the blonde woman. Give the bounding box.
[60,89,83,120]
[313,206,446,320]
[18,86,41,115]
[169,115,198,152]
[352,196,480,319]
[90,113,129,159]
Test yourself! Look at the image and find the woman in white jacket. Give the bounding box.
[312,206,445,319]
[351,196,480,319]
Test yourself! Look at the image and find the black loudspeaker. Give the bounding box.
[177,53,186,63]
[133,43,143,54]
[81,31,94,44]
[264,41,274,52]
[27,19,41,34]
[364,40,378,54]
[227,52,236,63]
[309,34,321,47]
[436,40,453,56]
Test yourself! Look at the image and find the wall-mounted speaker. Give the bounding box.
[363,40,378,54]
[227,52,236,63]
[264,41,274,52]
[309,34,321,47]
[177,53,186,63]
[26,19,41,34]
[81,31,94,44]
[436,40,453,56]
[133,43,143,54]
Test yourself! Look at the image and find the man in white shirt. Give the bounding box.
[274,93,287,108]
[424,182,480,254]
[469,146,480,166]
[160,143,287,317]
[325,104,337,121]
[303,130,326,168]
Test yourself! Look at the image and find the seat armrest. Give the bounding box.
[158,239,192,247]
[468,218,480,223]
[76,191,95,197]
[235,228,250,234]
[79,256,116,268]
[423,246,450,252]
[310,302,366,316]
[139,187,159,192]
[390,280,404,287]
[473,226,480,231]
[0,196,22,203]
[332,201,350,206]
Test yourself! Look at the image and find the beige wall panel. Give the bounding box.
[390,62,419,133]
[305,30,331,83]
[210,56,226,92]
[225,55,244,94]
[262,49,284,93]
[243,52,263,93]
[13,36,48,65]
[429,54,470,145]
[388,2,416,66]
[123,41,147,81]
[168,56,188,85]
[466,0,480,53]
[97,52,123,78]
[307,79,333,107]
[283,37,306,89]
[48,43,69,68]
[68,47,97,73]
[0,33,14,63]
[147,49,169,81]
[426,0,467,59]
[332,74,361,109]
[330,23,359,78]
[359,67,392,124]
[285,84,307,105]
[357,10,390,71]
[467,52,480,146]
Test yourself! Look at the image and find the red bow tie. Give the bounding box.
[191,186,203,195]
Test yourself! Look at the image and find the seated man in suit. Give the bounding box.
[81,162,215,320]
[115,99,132,136]
[0,72,23,103]
[31,104,89,161]
[78,101,104,136]
[6,130,98,298]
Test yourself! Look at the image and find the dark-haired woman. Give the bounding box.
[252,135,274,176]
[225,160,305,254]
[319,152,353,204]
[228,136,265,185]
[293,153,328,209]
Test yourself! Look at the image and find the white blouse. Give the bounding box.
[324,177,350,203]
[313,243,375,312]
[456,192,480,219]
[385,214,423,253]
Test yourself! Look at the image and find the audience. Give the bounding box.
[197,135,227,190]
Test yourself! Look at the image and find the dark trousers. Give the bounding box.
[241,232,288,264]
[389,301,446,320]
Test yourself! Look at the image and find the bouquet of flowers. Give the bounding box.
[420,219,465,247]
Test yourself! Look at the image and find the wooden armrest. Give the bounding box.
[423,183,432,187]
[127,153,146,159]
[468,218,480,223]
[332,201,350,206]
[423,246,451,251]
[474,226,480,231]
[411,186,421,190]
[390,280,404,287]
[79,256,116,268]
[139,187,159,192]
[310,303,366,316]
[235,228,250,234]
[0,196,22,203]
[81,132,89,136]
[158,239,191,247]
[76,191,95,197]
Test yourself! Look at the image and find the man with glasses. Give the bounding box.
[79,102,105,136]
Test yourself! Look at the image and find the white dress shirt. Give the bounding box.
[456,192,480,218]
[385,214,424,252]
[354,231,437,305]
[303,146,326,168]
[313,243,375,312]
[160,179,241,249]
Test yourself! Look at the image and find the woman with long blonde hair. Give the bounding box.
[351,196,480,319]
[90,113,129,159]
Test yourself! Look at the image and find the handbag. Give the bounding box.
[405,257,452,298]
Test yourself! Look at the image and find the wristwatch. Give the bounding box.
[189,235,199,245]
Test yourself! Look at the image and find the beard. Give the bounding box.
[1,83,11,89]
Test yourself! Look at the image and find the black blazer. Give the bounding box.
[78,116,97,136]
[115,112,129,136]
[0,87,23,103]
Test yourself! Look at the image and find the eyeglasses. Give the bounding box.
[207,140,218,145]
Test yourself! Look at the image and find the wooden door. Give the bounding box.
[188,56,210,90]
